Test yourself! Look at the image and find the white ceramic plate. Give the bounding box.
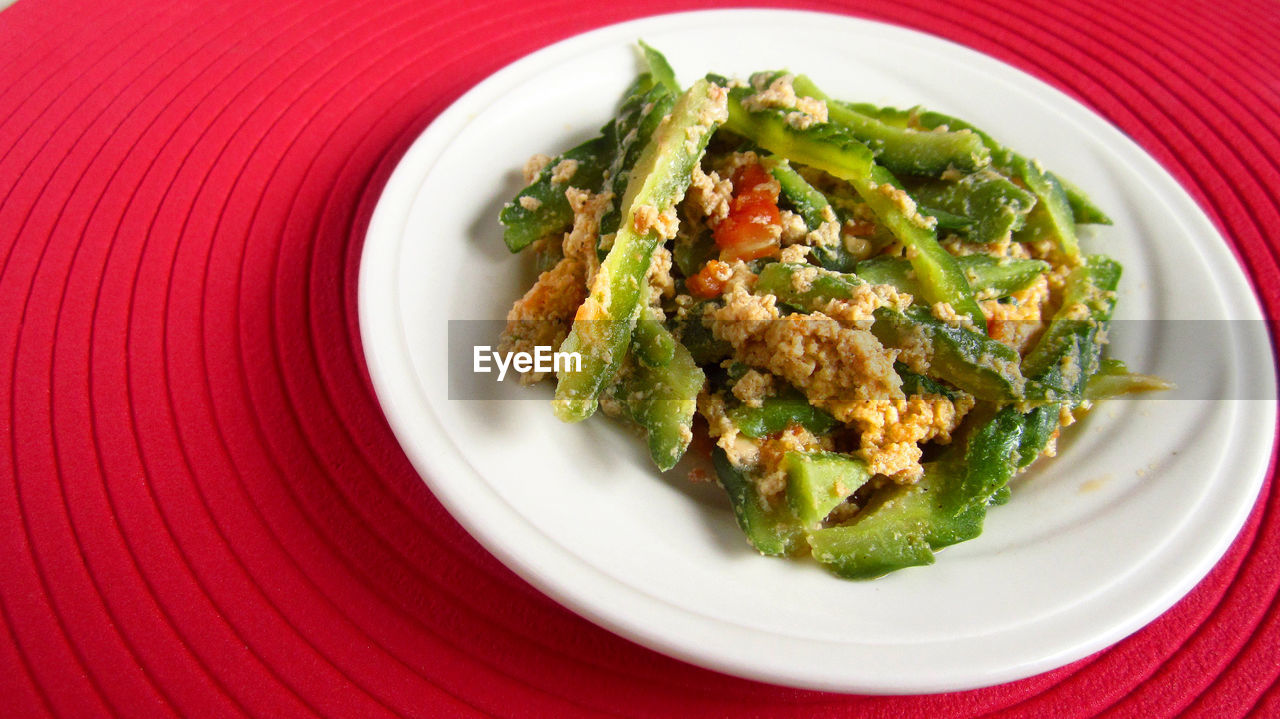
[359,10,1275,694]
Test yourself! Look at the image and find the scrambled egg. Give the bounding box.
[710,286,904,412]
[981,273,1049,353]
[842,394,974,481]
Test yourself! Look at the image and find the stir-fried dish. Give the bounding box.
[496,43,1169,579]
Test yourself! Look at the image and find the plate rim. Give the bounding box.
[358,8,1277,694]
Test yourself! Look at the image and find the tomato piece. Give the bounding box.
[714,161,782,261]
[716,203,780,261]
[731,162,777,197]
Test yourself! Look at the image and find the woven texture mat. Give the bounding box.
[2,0,1279,715]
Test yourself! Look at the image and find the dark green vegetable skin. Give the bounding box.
[554,78,725,422]
[856,254,1050,297]
[721,86,986,329]
[754,261,864,312]
[765,156,861,272]
[808,460,984,579]
[858,164,988,330]
[895,362,958,400]
[639,40,681,94]
[727,393,840,439]
[713,447,805,556]
[608,341,704,472]
[499,132,613,252]
[904,171,1037,245]
[791,75,991,176]
[1084,358,1174,400]
[765,156,833,229]
[870,306,1028,401]
[754,262,1026,400]
[805,258,1122,578]
[1011,157,1080,259]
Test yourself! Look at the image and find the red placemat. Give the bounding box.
[2,0,1279,716]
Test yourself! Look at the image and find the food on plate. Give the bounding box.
[496,43,1170,579]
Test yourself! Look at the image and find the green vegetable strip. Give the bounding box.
[791,75,990,175]
[1011,157,1079,259]
[905,170,1037,245]
[1058,173,1114,225]
[721,86,876,182]
[1083,358,1174,400]
[499,132,613,252]
[1021,255,1121,399]
[727,393,840,439]
[870,306,1027,401]
[808,460,984,580]
[754,261,864,311]
[950,406,1026,515]
[785,451,871,527]
[765,155,859,272]
[1015,404,1060,469]
[808,481,935,579]
[922,460,990,548]
[713,447,804,556]
[843,103,1014,167]
[852,165,988,330]
[840,102,915,127]
[639,40,681,94]
[957,255,1050,295]
[856,254,1050,297]
[724,86,982,322]
[764,155,833,229]
[554,79,726,422]
[919,205,973,232]
[599,83,676,240]
[617,340,704,471]
[632,306,677,368]
[895,362,958,400]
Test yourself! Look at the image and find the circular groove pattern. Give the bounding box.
[197,12,609,714]
[57,3,359,714]
[6,3,272,714]
[130,0,437,712]
[257,40,683,706]
[2,0,1279,717]
[93,0,409,706]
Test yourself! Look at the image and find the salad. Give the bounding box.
[496,44,1168,579]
